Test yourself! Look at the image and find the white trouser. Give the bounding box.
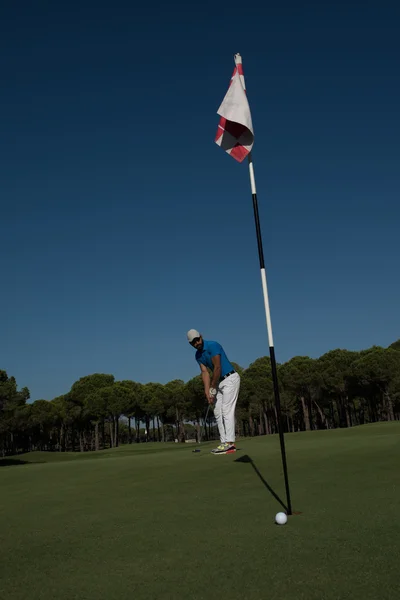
[213,372,240,444]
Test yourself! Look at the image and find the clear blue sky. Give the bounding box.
[1,1,399,401]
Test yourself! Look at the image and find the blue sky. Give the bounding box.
[1,1,399,401]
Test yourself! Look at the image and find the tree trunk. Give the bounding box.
[329,400,335,428]
[308,398,314,430]
[263,410,270,435]
[145,416,150,442]
[180,421,186,443]
[385,392,395,421]
[79,431,84,453]
[344,396,351,427]
[175,408,185,442]
[101,420,105,449]
[157,416,162,442]
[59,424,64,452]
[300,396,311,431]
[109,420,114,448]
[274,405,279,434]
[335,399,344,427]
[114,418,119,447]
[357,403,363,425]
[95,422,100,451]
[235,419,240,439]
[352,401,359,426]
[259,407,263,435]
[368,397,377,423]
[249,414,255,436]
[313,400,328,429]
[128,417,132,444]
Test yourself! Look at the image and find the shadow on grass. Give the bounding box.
[235,454,288,512]
[0,458,35,467]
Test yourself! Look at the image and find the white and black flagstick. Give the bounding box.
[248,153,293,516]
[216,53,292,514]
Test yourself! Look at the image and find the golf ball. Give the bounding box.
[275,512,288,525]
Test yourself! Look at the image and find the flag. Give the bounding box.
[215,54,254,163]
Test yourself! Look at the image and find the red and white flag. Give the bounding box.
[215,54,254,163]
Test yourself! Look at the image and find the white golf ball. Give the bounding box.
[275,512,288,525]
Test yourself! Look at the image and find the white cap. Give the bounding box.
[187,329,201,342]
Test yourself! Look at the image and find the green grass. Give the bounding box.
[1,423,399,600]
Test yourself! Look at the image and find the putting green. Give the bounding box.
[1,422,399,599]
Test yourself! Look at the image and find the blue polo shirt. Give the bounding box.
[195,340,235,378]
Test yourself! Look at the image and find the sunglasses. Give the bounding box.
[190,337,201,345]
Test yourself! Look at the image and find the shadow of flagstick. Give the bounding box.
[235,454,288,512]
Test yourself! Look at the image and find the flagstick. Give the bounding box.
[248,153,293,516]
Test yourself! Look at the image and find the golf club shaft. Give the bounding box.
[200,404,211,441]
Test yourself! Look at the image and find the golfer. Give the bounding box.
[187,329,240,454]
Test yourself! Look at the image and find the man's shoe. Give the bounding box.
[212,443,236,454]
[211,443,228,454]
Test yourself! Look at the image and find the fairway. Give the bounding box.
[1,423,399,600]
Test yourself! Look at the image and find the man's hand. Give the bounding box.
[207,387,217,404]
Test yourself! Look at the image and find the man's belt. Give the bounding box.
[220,370,235,381]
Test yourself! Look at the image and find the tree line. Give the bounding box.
[1,341,399,456]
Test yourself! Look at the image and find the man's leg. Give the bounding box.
[221,373,240,446]
[213,391,226,445]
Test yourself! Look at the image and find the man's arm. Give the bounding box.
[200,363,211,401]
[211,354,221,389]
